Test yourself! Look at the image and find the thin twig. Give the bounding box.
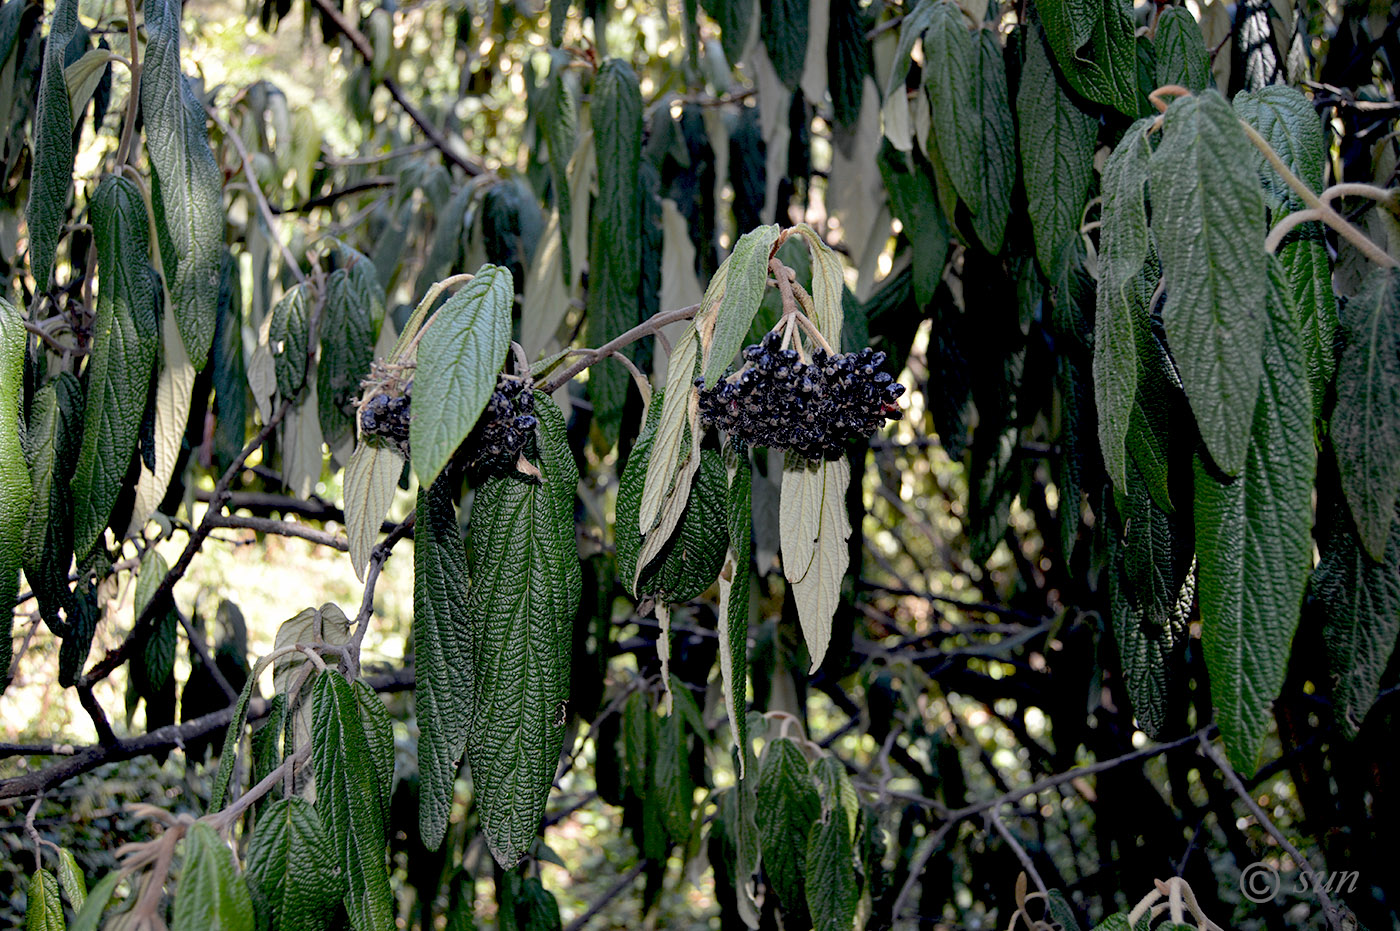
[205,513,349,551]
[348,515,417,676]
[561,861,650,931]
[988,809,1048,898]
[541,302,701,393]
[113,0,142,167]
[176,607,238,703]
[205,743,312,831]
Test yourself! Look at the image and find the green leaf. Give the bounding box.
[312,670,395,931]
[244,798,344,931]
[539,57,577,283]
[270,284,311,401]
[170,822,255,931]
[498,872,563,931]
[1233,85,1325,214]
[1037,0,1141,117]
[0,299,28,684]
[654,680,697,843]
[1153,8,1210,91]
[701,225,782,387]
[133,549,178,693]
[1046,891,1083,931]
[1019,22,1097,275]
[410,265,514,488]
[344,442,405,581]
[805,756,859,931]
[318,247,379,450]
[142,0,225,368]
[616,390,728,601]
[827,0,871,132]
[1109,532,1191,739]
[717,442,753,775]
[756,737,820,912]
[1314,503,1400,738]
[25,869,63,931]
[1150,90,1268,475]
[354,679,396,838]
[63,47,114,130]
[56,848,85,911]
[210,251,247,472]
[67,871,120,931]
[1333,267,1400,559]
[587,58,643,446]
[22,372,82,626]
[1194,262,1314,775]
[414,474,473,850]
[25,0,78,293]
[1279,232,1336,416]
[780,456,852,672]
[208,663,260,812]
[466,393,582,868]
[761,0,807,91]
[70,177,158,558]
[877,142,950,308]
[1125,261,1175,514]
[700,0,754,68]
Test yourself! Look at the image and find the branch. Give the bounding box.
[561,861,650,931]
[349,515,417,675]
[269,175,395,214]
[540,302,701,393]
[204,513,349,551]
[305,0,485,178]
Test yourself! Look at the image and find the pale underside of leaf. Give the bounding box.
[781,457,852,672]
[128,307,197,537]
[345,442,405,581]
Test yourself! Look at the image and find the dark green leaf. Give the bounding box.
[208,662,259,812]
[1195,261,1314,774]
[805,756,858,931]
[22,372,82,625]
[318,245,379,450]
[410,265,514,488]
[827,0,871,132]
[211,251,247,472]
[1149,90,1267,475]
[498,872,562,931]
[270,284,310,401]
[700,0,754,69]
[1037,0,1141,117]
[1333,267,1400,559]
[701,224,782,386]
[654,680,697,843]
[755,737,820,912]
[71,176,158,558]
[539,56,577,283]
[312,670,395,931]
[171,822,255,931]
[1279,231,1336,416]
[587,58,643,446]
[414,474,473,850]
[244,798,344,931]
[466,393,582,868]
[143,0,225,368]
[25,869,63,931]
[1109,532,1191,739]
[877,143,949,308]
[0,298,27,687]
[67,871,121,931]
[1154,8,1210,91]
[762,0,807,91]
[25,0,78,293]
[1019,21,1097,274]
[353,679,395,838]
[718,442,753,773]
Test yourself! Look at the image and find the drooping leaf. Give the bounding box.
[127,302,197,538]
[270,284,311,401]
[354,680,396,839]
[21,373,82,625]
[312,671,395,931]
[1153,7,1210,91]
[208,662,260,813]
[826,0,871,133]
[25,869,63,931]
[210,251,247,472]
[539,57,577,284]
[877,142,950,309]
[273,604,353,752]
[780,456,852,672]
[805,756,859,931]
[701,0,755,68]
[244,798,344,931]
[56,848,85,911]
[413,474,473,849]
[1109,534,1192,740]
[1333,267,1400,560]
[1194,262,1314,775]
[410,265,514,488]
[25,0,78,294]
[717,442,753,774]
[466,394,582,868]
[755,737,820,913]
[587,59,644,446]
[65,870,121,931]
[344,442,405,581]
[70,177,158,558]
[701,224,781,387]
[1037,0,1141,117]
[762,0,808,91]
[170,822,255,931]
[1019,22,1097,274]
[143,0,225,368]
[1150,90,1268,475]
[318,246,379,450]
[616,389,728,601]
[0,300,28,682]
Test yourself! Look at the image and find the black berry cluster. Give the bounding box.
[696,330,905,459]
[359,386,413,458]
[462,376,538,473]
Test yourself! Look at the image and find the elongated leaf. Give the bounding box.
[0,300,28,680]
[788,225,845,343]
[1019,22,1097,274]
[354,679,396,838]
[171,823,255,931]
[616,390,728,601]
[1194,262,1314,775]
[717,442,753,774]
[211,251,246,472]
[22,373,82,625]
[71,177,158,558]
[1038,0,1140,117]
[806,757,859,931]
[1333,267,1400,559]
[1314,503,1400,737]
[762,0,807,90]
[1109,534,1191,739]
[56,848,85,911]
[64,46,114,129]
[127,304,197,538]
[66,871,121,931]
[701,0,755,67]
[344,442,404,581]
[701,225,781,386]
[756,738,820,913]
[319,248,379,449]
[25,869,63,931]
[244,798,343,931]
[587,59,643,446]
[1150,90,1267,475]
[539,56,577,284]
[467,394,581,868]
[1154,8,1210,91]
[312,671,395,931]
[270,285,310,400]
[780,456,851,672]
[208,665,259,812]
[143,0,224,368]
[25,0,78,293]
[878,143,950,309]
[410,265,514,488]
[414,475,473,849]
